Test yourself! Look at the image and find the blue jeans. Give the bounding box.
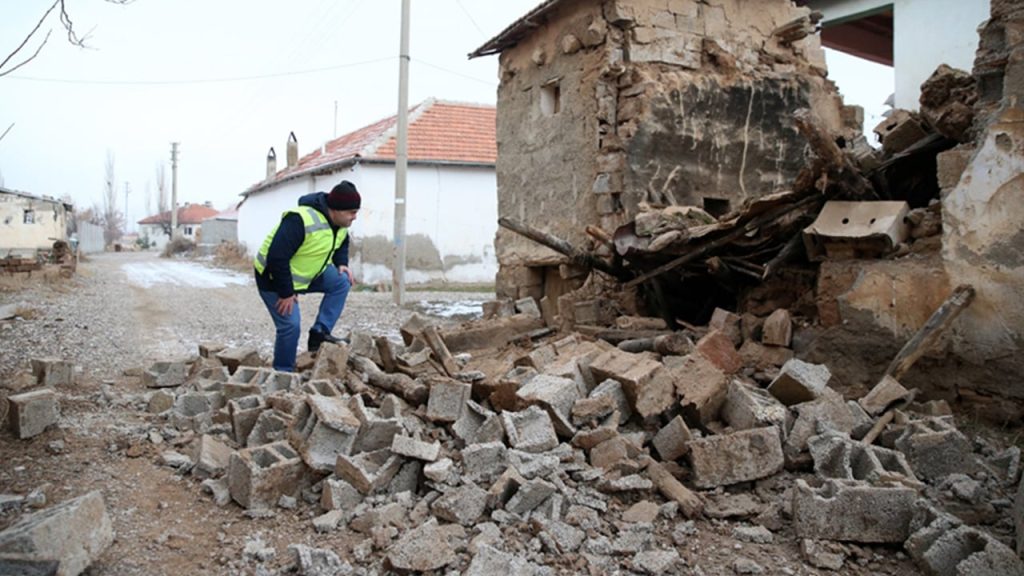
[258,265,351,371]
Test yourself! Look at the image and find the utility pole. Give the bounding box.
[123,182,130,235]
[170,142,179,240]
[392,0,410,306]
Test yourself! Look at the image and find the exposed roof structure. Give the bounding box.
[245,98,496,197]
[137,203,219,225]
[0,186,74,210]
[468,0,561,58]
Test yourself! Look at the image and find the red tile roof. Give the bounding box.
[246,99,496,195]
[138,203,219,225]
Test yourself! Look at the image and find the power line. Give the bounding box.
[453,0,487,39]
[411,58,496,86]
[6,56,395,86]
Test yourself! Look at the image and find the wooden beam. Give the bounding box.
[884,284,976,381]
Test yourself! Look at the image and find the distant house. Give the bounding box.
[198,205,240,255]
[137,202,219,251]
[0,186,73,256]
[238,98,498,285]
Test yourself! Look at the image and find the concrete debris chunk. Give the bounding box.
[761,309,792,347]
[288,544,351,576]
[894,416,978,482]
[688,427,784,488]
[335,449,404,495]
[321,478,363,515]
[30,358,74,387]
[589,379,633,422]
[800,539,845,570]
[588,348,670,417]
[505,479,556,516]
[425,378,471,423]
[8,389,58,440]
[191,434,234,479]
[808,430,919,487]
[228,441,304,510]
[310,341,349,381]
[246,409,292,447]
[722,379,788,432]
[792,479,917,543]
[670,354,728,425]
[501,405,559,453]
[767,359,831,406]
[228,395,267,445]
[143,360,188,388]
[784,388,858,458]
[651,415,692,461]
[738,340,794,370]
[431,484,489,525]
[694,329,743,374]
[709,308,742,347]
[386,519,455,572]
[0,490,113,576]
[859,375,912,416]
[390,435,440,462]
[464,544,540,576]
[288,395,360,473]
[516,374,580,424]
[215,347,261,374]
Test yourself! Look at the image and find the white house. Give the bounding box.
[0,187,72,256]
[238,98,498,285]
[800,0,990,109]
[137,202,219,251]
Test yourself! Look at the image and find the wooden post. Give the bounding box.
[884,284,975,381]
[422,325,458,377]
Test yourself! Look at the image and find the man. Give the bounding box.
[254,180,360,371]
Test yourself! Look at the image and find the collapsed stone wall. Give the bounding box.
[494,0,847,301]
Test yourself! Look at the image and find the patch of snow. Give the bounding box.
[121,261,251,288]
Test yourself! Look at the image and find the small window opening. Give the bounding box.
[540,80,561,116]
[702,198,730,218]
[23,210,35,224]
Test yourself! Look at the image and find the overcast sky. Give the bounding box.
[0,0,891,231]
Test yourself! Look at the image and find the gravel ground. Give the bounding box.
[0,251,493,381]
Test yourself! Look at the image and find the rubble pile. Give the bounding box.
[8,298,1021,574]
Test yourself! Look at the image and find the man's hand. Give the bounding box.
[275,295,297,316]
[338,265,355,285]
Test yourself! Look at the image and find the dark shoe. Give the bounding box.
[308,329,345,353]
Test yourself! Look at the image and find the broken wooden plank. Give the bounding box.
[499,217,628,279]
[884,284,976,381]
[374,336,399,374]
[422,325,458,377]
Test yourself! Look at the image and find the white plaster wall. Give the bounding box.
[139,222,207,251]
[0,195,67,252]
[809,0,989,109]
[237,162,497,284]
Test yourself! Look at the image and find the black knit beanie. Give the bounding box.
[327,181,361,210]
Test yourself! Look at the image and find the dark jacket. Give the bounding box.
[254,192,350,298]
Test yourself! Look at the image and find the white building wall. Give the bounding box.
[237,162,497,284]
[810,0,989,109]
[0,194,67,254]
[139,222,205,251]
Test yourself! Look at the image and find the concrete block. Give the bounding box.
[30,358,73,387]
[222,381,261,401]
[808,430,918,486]
[785,388,858,457]
[875,109,929,155]
[501,406,559,453]
[709,308,742,346]
[246,409,292,447]
[228,395,266,444]
[506,479,557,516]
[302,379,346,397]
[228,441,304,510]
[651,415,692,461]
[425,379,471,423]
[256,369,302,394]
[767,359,831,406]
[515,297,542,318]
[310,342,349,381]
[441,314,545,353]
[487,467,527,509]
[695,330,742,374]
[192,434,234,479]
[738,341,793,370]
[142,360,187,388]
[452,400,491,444]
[8,389,58,439]
[288,395,360,473]
[0,491,112,576]
[590,434,640,469]
[792,479,917,543]
[171,392,214,433]
[688,427,784,488]
[858,375,912,416]
[198,342,226,358]
[516,374,580,423]
[589,379,632,422]
[589,348,669,417]
[670,354,727,425]
[465,544,538,575]
[894,417,979,482]
[722,379,788,432]
[390,435,440,462]
[761,309,792,347]
[463,441,508,480]
[321,478,363,514]
[215,347,261,374]
[423,458,454,483]
[349,397,402,453]
[571,394,616,425]
[335,449,403,494]
[386,519,455,573]
[431,484,489,525]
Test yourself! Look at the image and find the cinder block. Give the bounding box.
[894,416,979,482]
[302,379,346,397]
[215,347,261,374]
[142,360,187,388]
[426,379,471,423]
[390,435,440,462]
[669,354,727,425]
[695,330,742,374]
[501,406,559,453]
[651,415,692,461]
[874,109,929,155]
[722,379,788,432]
[808,430,918,486]
[688,427,784,488]
[8,389,58,439]
[785,388,858,457]
[462,441,508,480]
[761,309,792,347]
[288,395,360,473]
[0,491,112,576]
[310,342,349,381]
[335,449,404,495]
[192,434,234,479]
[321,477,363,514]
[171,392,214,433]
[228,441,305,510]
[246,409,293,447]
[589,379,632,422]
[792,479,917,543]
[516,374,579,422]
[228,395,267,445]
[30,358,73,387]
[571,394,616,425]
[349,396,401,453]
[767,359,831,406]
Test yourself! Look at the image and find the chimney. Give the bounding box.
[286,132,298,168]
[266,147,277,180]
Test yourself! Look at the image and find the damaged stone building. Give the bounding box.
[472,0,1024,419]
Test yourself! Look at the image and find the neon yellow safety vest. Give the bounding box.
[254,206,347,291]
